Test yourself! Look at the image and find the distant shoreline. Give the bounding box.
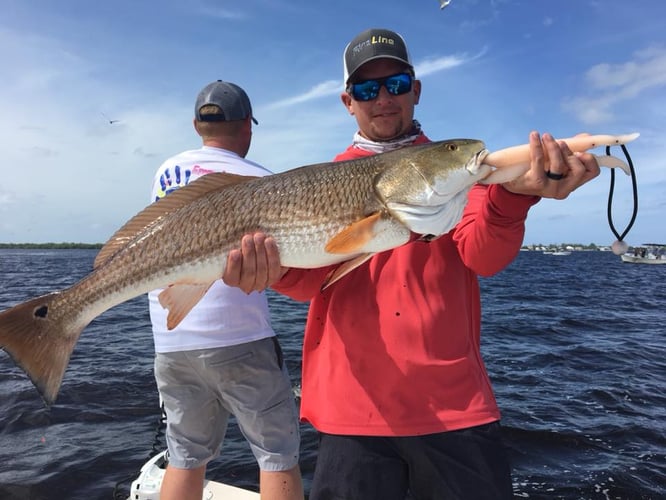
[1,242,615,251]
[0,243,102,249]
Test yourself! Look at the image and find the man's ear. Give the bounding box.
[413,79,421,105]
[340,92,354,115]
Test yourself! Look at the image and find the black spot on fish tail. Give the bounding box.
[0,292,85,405]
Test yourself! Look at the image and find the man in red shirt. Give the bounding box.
[224,28,600,500]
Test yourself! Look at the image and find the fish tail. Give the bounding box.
[0,293,85,405]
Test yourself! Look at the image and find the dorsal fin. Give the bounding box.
[94,173,257,268]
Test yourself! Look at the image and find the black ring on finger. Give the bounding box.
[546,171,565,180]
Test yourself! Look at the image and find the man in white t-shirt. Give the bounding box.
[149,80,303,500]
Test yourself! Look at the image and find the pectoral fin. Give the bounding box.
[158,282,215,330]
[321,253,375,290]
[325,213,382,254]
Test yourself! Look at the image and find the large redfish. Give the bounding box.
[0,134,636,404]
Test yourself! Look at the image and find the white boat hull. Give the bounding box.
[621,254,666,265]
[128,451,260,500]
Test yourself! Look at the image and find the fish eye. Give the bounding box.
[445,143,458,151]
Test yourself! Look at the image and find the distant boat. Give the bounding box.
[621,244,666,265]
[543,250,572,256]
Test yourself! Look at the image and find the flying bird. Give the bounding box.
[101,112,120,124]
[439,0,452,9]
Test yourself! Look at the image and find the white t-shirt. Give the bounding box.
[148,146,275,353]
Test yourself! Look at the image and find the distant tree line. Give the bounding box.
[1,242,609,251]
[520,243,608,251]
[0,243,103,249]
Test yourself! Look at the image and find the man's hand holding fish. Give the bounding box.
[499,132,601,200]
[225,233,285,294]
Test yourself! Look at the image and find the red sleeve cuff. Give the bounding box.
[487,184,540,219]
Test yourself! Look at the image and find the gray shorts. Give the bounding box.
[154,337,300,472]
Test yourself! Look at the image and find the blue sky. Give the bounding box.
[1,0,664,246]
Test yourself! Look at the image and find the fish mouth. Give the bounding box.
[464,147,491,178]
[475,148,490,169]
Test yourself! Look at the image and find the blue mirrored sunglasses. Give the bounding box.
[347,72,413,102]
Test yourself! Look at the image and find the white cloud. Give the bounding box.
[415,54,467,76]
[196,6,246,20]
[416,48,486,77]
[563,46,666,125]
[267,80,342,109]
[264,50,484,112]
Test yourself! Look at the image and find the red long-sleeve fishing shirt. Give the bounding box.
[274,136,539,436]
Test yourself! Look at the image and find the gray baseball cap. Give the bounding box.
[343,28,413,83]
[194,80,258,124]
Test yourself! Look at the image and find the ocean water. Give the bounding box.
[0,248,664,499]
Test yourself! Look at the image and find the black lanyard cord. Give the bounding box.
[606,144,638,244]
